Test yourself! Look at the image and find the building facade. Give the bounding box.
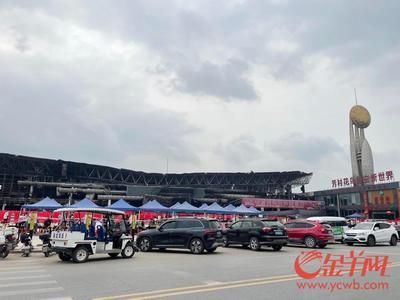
[314,182,400,219]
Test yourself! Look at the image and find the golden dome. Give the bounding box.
[350,105,371,128]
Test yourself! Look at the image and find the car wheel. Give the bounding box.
[272,245,282,251]
[367,235,376,247]
[304,236,317,248]
[346,242,354,246]
[72,246,89,263]
[249,237,261,251]
[108,253,119,258]
[121,243,135,258]
[318,244,327,249]
[58,252,71,261]
[206,247,217,253]
[190,238,204,254]
[222,236,229,247]
[138,237,152,252]
[390,235,398,246]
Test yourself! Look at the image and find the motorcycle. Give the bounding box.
[39,233,52,257]
[20,233,34,257]
[0,233,17,258]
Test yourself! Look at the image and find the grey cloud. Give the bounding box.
[270,133,345,164]
[175,59,257,101]
[0,53,199,170]
[4,1,399,92]
[215,135,262,166]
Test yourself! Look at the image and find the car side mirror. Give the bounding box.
[373,227,379,231]
[158,227,163,232]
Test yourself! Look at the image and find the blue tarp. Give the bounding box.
[70,198,99,209]
[233,204,257,215]
[139,200,170,212]
[108,199,138,211]
[22,197,62,210]
[173,201,200,213]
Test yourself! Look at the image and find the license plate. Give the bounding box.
[216,232,222,237]
[275,231,283,235]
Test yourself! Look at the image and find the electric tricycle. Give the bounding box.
[51,207,137,263]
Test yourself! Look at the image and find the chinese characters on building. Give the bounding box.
[331,170,394,189]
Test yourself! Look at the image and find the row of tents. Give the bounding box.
[22,197,262,215]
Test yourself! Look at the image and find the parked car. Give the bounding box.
[307,216,349,243]
[284,220,334,248]
[222,219,288,251]
[136,218,224,254]
[343,222,399,246]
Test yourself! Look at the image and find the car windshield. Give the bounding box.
[353,223,374,230]
[262,221,283,227]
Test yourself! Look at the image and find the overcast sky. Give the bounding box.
[1,0,399,191]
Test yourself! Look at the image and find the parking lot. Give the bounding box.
[1,243,400,300]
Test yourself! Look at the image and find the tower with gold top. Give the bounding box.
[349,105,374,185]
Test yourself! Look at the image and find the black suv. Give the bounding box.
[136,218,224,254]
[223,219,288,251]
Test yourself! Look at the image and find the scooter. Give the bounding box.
[0,235,9,258]
[20,233,34,257]
[0,232,17,258]
[39,233,52,257]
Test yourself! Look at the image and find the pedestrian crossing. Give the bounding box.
[0,257,72,300]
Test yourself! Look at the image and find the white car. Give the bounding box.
[344,222,398,246]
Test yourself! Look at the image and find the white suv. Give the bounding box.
[344,222,398,246]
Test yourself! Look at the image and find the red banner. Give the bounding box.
[241,198,322,209]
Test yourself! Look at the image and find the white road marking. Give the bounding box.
[0,280,57,288]
[0,266,44,271]
[0,274,51,281]
[0,287,64,297]
[0,269,46,274]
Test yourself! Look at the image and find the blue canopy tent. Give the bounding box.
[204,202,229,214]
[22,197,63,210]
[70,198,99,209]
[107,199,138,212]
[199,203,209,210]
[169,202,183,210]
[248,206,260,214]
[346,213,363,219]
[139,200,171,212]
[224,204,236,212]
[233,204,257,215]
[173,201,200,213]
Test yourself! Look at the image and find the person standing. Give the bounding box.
[28,212,37,239]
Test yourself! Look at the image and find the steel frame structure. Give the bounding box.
[0,153,312,202]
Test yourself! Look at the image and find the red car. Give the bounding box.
[284,220,334,248]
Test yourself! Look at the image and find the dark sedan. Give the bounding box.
[222,219,288,251]
[136,218,224,254]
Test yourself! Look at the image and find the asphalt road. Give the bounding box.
[1,243,399,300]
